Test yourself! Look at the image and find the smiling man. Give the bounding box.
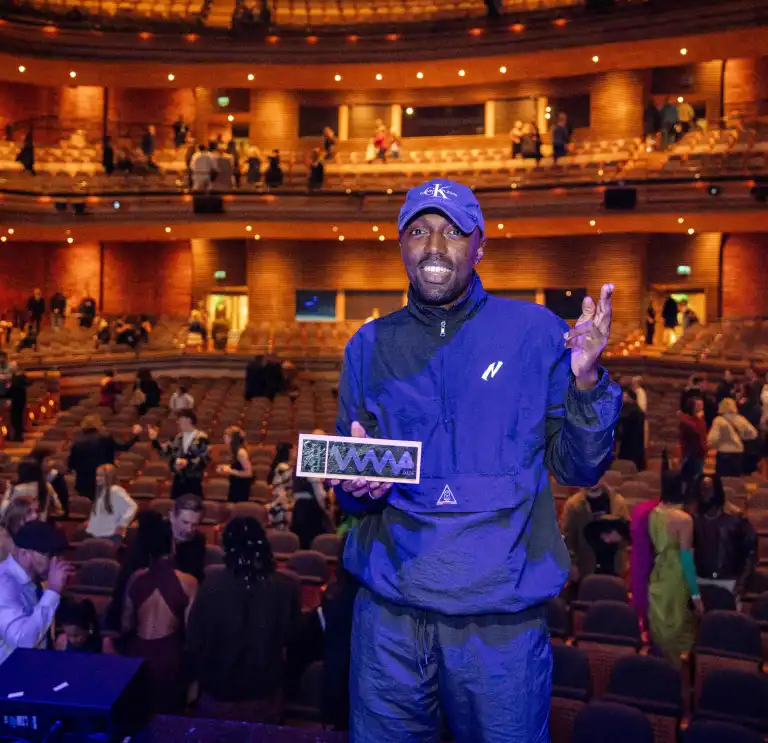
[335,178,621,743]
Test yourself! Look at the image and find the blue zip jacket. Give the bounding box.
[336,273,622,616]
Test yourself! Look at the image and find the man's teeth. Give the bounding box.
[423,265,450,274]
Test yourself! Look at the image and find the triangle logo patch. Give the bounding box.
[436,485,457,506]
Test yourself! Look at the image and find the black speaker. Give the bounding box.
[0,649,150,742]
[193,194,224,214]
[604,187,637,210]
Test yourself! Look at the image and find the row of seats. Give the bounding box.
[8,0,208,23]
[666,319,768,364]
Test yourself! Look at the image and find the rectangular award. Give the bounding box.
[296,433,422,484]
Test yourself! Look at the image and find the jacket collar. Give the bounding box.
[406,271,487,327]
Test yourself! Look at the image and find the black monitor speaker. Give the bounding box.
[604,187,637,211]
[193,194,224,214]
[0,649,150,742]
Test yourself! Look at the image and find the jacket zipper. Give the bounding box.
[440,320,446,337]
[440,319,448,427]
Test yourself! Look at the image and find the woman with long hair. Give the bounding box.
[0,493,38,561]
[122,510,197,713]
[85,464,138,543]
[55,597,114,654]
[30,444,70,517]
[217,426,253,503]
[186,517,301,722]
[1,458,61,522]
[647,468,702,666]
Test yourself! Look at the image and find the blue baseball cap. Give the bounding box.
[398,179,485,236]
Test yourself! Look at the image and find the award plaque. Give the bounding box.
[296,433,422,484]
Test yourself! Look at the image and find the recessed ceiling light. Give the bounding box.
[677,96,684,103]
[165,226,171,233]
[458,69,466,77]
[589,220,596,227]
[378,235,385,241]
[372,225,379,232]
[18,65,25,73]
[592,55,599,63]
[687,227,695,235]
[254,234,261,240]
[246,225,252,232]
[66,237,73,243]
[680,47,688,55]
[497,223,504,230]
[416,71,423,79]
[167,73,175,81]
[227,115,234,122]
[7,228,14,235]
[386,188,393,195]
[247,73,254,81]
[499,66,507,74]
[405,107,414,116]
[69,70,76,78]
[338,235,345,242]
[0,237,6,243]
[678,217,685,224]
[332,226,339,232]
[334,74,342,82]
[375,73,383,81]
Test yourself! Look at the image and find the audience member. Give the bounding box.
[133,368,161,416]
[265,150,284,188]
[77,294,97,328]
[211,312,230,351]
[49,290,66,329]
[551,112,571,163]
[1,459,62,522]
[186,517,301,723]
[15,323,37,353]
[245,355,267,400]
[7,363,29,442]
[26,288,44,335]
[691,474,755,605]
[562,483,629,585]
[661,295,679,345]
[246,146,262,184]
[644,299,656,345]
[226,140,241,187]
[680,300,699,330]
[738,381,763,474]
[213,147,234,189]
[149,409,210,500]
[715,369,735,403]
[520,121,542,162]
[509,120,523,158]
[707,397,758,476]
[169,495,206,582]
[322,126,337,161]
[54,597,115,653]
[616,388,646,471]
[631,376,647,413]
[17,129,35,174]
[169,383,195,413]
[647,469,701,666]
[188,308,208,345]
[99,370,122,412]
[0,494,38,563]
[0,520,72,664]
[141,125,158,170]
[268,442,293,529]
[173,116,187,148]
[191,144,215,191]
[291,469,332,550]
[85,464,137,543]
[217,426,253,503]
[30,445,70,517]
[677,98,695,134]
[308,148,325,191]
[643,99,661,141]
[102,135,115,175]
[67,414,142,501]
[679,397,708,479]
[122,511,197,713]
[659,96,679,149]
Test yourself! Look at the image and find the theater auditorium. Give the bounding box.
[1,0,768,741]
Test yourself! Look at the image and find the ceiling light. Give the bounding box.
[677,96,684,103]
[379,235,385,241]
[545,113,551,120]
[246,225,252,232]
[334,74,342,82]
[227,115,234,122]
[677,217,685,224]
[332,226,339,232]
[375,73,383,81]
[405,107,414,116]
[687,227,695,235]
[499,66,507,74]
[247,73,254,81]
[511,23,525,32]
[554,17,567,27]
[680,48,688,55]
[165,226,171,233]
[338,235,345,242]
[598,169,604,176]
[497,223,504,230]
[0,237,5,243]
[592,55,599,63]
[69,70,76,78]
[167,73,175,81]
[545,106,551,113]
[372,225,379,232]
[254,234,261,240]
[66,237,73,243]
[18,65,25,73]
[7,228,13,234]
[589,220,596,227]
[386,188,393,195]
[416,71,423,79]
[458,69,466,77]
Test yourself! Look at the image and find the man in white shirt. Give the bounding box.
[191,144,215,191]
[169,384,195,413]
[0,520,73,664]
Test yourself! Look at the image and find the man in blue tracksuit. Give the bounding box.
[334,179,621,742]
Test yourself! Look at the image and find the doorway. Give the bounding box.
[206,292,249,334]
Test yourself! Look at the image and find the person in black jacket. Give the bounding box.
[78,295,97,329]
[27,289,45,335]
[169,494,206,583]
[7,364,28,442]
[102,136,115,176]
[715,369,735,403]
[50,291,66,330]
[67,414,142,501]
[134,368,161,416]
[616,388,646,471]
[245,355,267,400]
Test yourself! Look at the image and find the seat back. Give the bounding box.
[573,701,653,743]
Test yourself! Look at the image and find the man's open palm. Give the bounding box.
[564,284,614,381]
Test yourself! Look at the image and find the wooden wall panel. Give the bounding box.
[190,238,247,302]
[590,70,647,140]
[722,233,768,318]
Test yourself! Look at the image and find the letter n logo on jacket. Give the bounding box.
[482,361,503,381]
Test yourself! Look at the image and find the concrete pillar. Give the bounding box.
[338,104,349,140]
[390,104,402,136]
[484,100,496,138]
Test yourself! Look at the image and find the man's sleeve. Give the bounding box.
[334,335,388,515]
[0,584,59,651]
[545,330,622,488]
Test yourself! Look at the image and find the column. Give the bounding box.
[194,87,213,145]
[484,100,496,138]
[723,58,768,125]
[338,104,349,140]
[590,70,646,140]
[390,104,402,136]
[58,86,104,142]
[250,89,299,152]
[537,98,548,134]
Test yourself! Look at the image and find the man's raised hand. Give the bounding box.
[564,283,614,388]
[329,421,392,499]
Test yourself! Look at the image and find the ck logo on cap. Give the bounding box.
[420,182,457,200]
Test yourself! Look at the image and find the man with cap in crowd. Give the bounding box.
[0,520,73,664]
[333,178,622,742]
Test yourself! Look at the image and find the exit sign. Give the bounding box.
[676,265,692,276]
[214,270,227,280]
